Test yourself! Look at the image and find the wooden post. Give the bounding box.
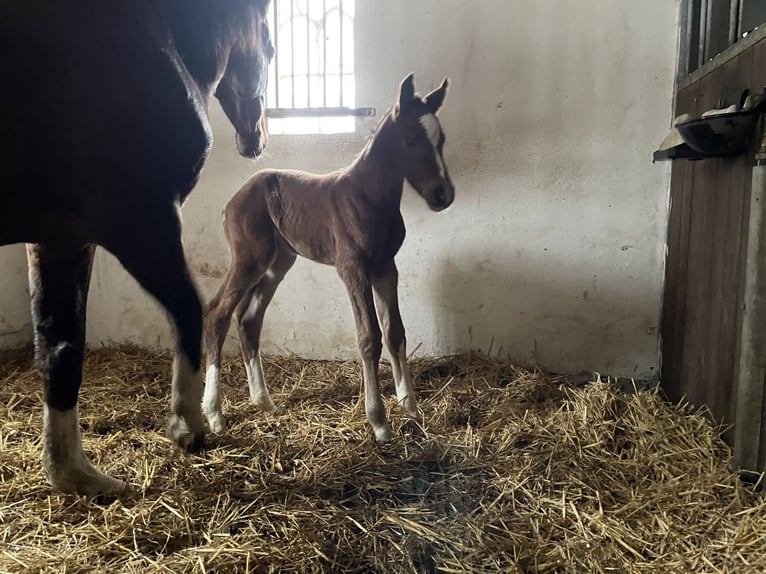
[734,117,766,474]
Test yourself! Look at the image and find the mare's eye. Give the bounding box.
[403,131,417,146]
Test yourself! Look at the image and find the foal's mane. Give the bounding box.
[350,107,396,166]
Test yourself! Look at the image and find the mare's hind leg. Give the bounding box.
[106,209,205,452]
[203,238,276,432]
[337,260,393,442]
[234,243,297,412]
[372,260,420,421]
[27,242,126,497]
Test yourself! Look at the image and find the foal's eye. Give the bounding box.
[403,131,417,146]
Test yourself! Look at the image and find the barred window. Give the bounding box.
[266,0,374,134]
[680,0,766,77]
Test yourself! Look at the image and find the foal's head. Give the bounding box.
[214,0,274,159]
[391,73,455,211]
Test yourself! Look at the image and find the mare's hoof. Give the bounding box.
[167,416,205,452]
[46,465,126,500]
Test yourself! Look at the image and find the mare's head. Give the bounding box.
[214,0,274,158]
[391,73,455,211]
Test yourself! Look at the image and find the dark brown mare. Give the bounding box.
[203,74,454,442]
[0,0,273,497]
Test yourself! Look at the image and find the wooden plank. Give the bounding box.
[746,38,766,470]
[680,66,724,412]
[714,49,755,445]
[667,85,703,402]
[661,86,697,398]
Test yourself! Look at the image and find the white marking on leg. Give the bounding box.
[202,364,226,433]
[247,354,277,412]
[419,113,446,178]
[393,342,420,420]
[168,352,204,447]
[362,360,393,442]
[43,405,125,497]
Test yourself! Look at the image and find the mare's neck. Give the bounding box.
[161,2,235,100]
[347,114,405,207]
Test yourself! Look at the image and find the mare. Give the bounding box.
[0,0,273,498]
[203,73,454,442]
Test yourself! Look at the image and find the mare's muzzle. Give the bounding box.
[216,83,268,159]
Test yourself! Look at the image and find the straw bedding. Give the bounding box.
[0,345,764,573]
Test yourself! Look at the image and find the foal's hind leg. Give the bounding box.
[234,244,297,413]
[337,260,393,442]
[372,260,420,421]
[27,242,125,498]
[203,239,276,432]
[106,209,205,453]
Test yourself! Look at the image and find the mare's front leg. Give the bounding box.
[27,242,126,498]
[338,261,393,442]
[106,206,204,452]
[372,260,420,421]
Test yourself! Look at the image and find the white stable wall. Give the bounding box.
[0,246,31,348]
[73,1,678,378]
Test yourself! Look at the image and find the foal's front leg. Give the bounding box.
[372,260,420,421]
[337,262,393,442]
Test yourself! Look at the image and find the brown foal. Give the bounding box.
[203,73,454,442]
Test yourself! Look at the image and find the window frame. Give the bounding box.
[264,0,374,127]
[678,0,766,87]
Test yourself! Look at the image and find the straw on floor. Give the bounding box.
[0,345,764,573]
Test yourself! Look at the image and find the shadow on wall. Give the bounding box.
[431,251,660,381]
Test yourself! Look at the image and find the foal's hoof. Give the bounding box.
[167,416,205,452]
[205,411,227,434]
[250,394,277,413]
[373,423,394,443]
[399,397,422,422]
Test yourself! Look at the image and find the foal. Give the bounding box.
[203,73,454,442]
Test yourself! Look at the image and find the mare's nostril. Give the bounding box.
[433,185,445,203]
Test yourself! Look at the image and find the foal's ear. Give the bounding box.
[394,72,416,117]
[424,78,449,114]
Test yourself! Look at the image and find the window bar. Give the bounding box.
[306,0,311,108]
[698,0,708,68]
[290,0,295,108]
[737,0,745,39]
[339,0,344,107]
[322,0,327,107]
[684,0,695,75]
[730,0,741,44]
[704,0,714,62]
[272,0,279,107]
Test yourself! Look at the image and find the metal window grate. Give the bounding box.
[265,0,374,120]
[680,0,766,76]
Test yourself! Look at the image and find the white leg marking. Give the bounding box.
[167,352,204,448]
[419,113,446,178]
[393,342,420,420]
[247,354,277,412]
[202,364,226,433]
[362,360,393,442]
[43,405,125,497]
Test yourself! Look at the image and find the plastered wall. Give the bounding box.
[0,245,31,348]
[3,1,680,378]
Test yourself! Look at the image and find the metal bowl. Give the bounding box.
[676,111,758,156]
